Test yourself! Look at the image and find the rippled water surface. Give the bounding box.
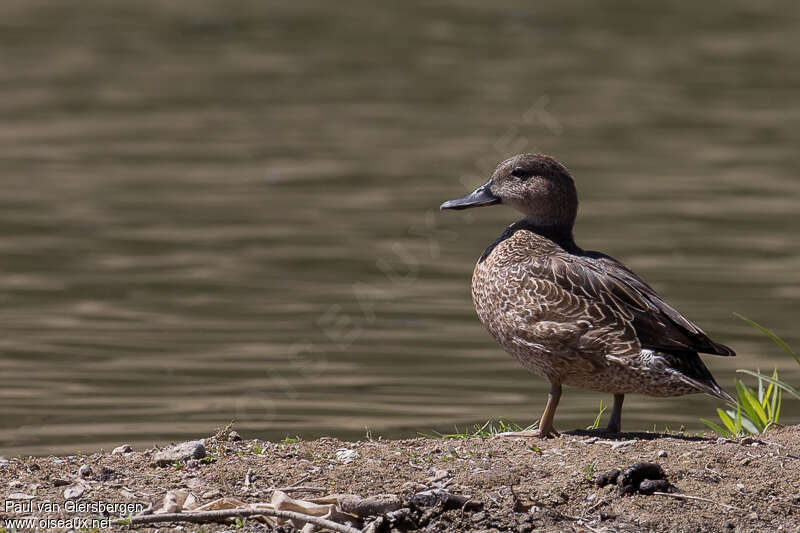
[1,1,799,455]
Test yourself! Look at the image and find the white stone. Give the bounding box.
[335,448,361,463]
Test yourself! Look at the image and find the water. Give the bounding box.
[1,0,798,456]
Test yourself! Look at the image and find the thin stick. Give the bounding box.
[266,486,326,493]
[651,492,743,511]
[113,508,361,533]
[289,474,311,487]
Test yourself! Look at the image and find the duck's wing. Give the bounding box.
[546,250,735,357]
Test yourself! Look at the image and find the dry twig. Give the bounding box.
[651,491,743,511]
[266,486,327,494]
[288,474,311,487]
[113,507,361,533]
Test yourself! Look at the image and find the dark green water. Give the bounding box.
[1,1,798,455]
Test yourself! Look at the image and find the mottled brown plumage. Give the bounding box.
[441,153,734,437]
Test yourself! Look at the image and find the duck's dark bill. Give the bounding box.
[440,181,500,210]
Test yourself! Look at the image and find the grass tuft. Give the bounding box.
[702,314,795,438]
[586,401,606,430]
[421,419,538,439]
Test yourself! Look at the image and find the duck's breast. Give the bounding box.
[471,231,570,374]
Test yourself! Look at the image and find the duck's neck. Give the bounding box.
[517,217,580,253]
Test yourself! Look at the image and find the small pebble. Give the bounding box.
[151,441,206,467]
[7,493,35,500]
[335,448,361,464]
[112,444,133,455]
[611,440,635,450]
[64,485,85,499]
[748,512,759,520]
[400,481,427,492]
[429,469,450,482]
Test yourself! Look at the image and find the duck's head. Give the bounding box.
[440,153,577,228]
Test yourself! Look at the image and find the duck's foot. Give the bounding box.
[497,383,562,439]
[494,428,560,439]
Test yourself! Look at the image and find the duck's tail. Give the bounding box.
[694,376,735,405]
[645,349,735,404]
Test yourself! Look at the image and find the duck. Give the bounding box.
[440,153,734,437]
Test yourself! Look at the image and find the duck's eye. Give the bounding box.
[510,167,528,179]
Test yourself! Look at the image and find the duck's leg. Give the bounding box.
[606,393,624,433]
[496,382,562,438]
[537,383,562,436]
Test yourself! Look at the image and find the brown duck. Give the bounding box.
[441,153,734,437]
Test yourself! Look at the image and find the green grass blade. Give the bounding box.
[701,418,732,438]
[734,313,800,365]
[735,403,743,435]
[736,381,767,427]
[475,420,493,436]
[765,369,777,418]
[763,377,774,410]
[766,383,775,419]
[587,401,606,430]
[717,408,737,434]
[737,370,800,400]
[739,416,760,435]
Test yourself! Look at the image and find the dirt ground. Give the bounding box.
[2,425,799,532]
